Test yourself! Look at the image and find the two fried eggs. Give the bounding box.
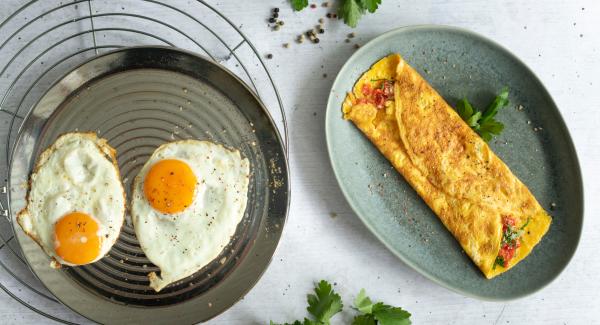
[18,133,250,291]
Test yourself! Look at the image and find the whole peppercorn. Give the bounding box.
[268,17,276,23]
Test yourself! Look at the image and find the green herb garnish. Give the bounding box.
[291,0,309,11]
[456,87,509,142]
[271,281,411,325]
[338,0,364,28]
[352,289,412,325]
[493,256,505,269]
[271,280,342,325]
[520,217,531,230]
[290,0,382,27]
[370,78,394,82]
[306,280,343,325]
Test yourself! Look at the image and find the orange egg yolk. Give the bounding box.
[54,212,102,265]
[143,159,197,214]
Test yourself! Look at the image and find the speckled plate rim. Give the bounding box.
[8,45,291,323]
[325,24,584,301]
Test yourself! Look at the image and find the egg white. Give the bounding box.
[17,132,126,267]
[131,140,250,292]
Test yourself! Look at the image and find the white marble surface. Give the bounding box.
[1,0,599,324]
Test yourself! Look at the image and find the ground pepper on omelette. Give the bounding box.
[342,54,551,278]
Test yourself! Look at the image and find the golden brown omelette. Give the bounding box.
[342,54,551,278]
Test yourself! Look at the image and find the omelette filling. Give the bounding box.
[494,216,530,269]
[358,79,394,108]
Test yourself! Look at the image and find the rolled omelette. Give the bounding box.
[342,54,551,278]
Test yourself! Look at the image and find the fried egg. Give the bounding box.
[17,132,126,268]
[130,140,250,291]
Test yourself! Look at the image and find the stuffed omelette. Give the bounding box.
[342,54,551,278]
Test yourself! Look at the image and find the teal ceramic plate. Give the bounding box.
[325,25,583,300]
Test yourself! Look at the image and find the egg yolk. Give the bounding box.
[143,159,197,214]
[54,212,102,265]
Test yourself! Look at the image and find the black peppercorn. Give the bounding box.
[266,53,273,59]
[268,17,276,23]
[273,7,279,12]
[314,38,320,43]
[273,12,279,18]
[319,28,325,34]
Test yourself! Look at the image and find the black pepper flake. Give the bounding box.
[268,17,276,23]
[273,12,279,18]
[318,28,325,34]
[266,53,273,59]
[326,13,332,18]
[273,7,279,12]
[310,3,317,8]
[313,38,320,43]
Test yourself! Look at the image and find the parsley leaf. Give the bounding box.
[494,256,505,269]
[290,0,309,11]
[353,289,411,325]
[306,280,343,324]
[359,0,382,12]
[454,88,510,142]
[270,319,316,325]
[456,98,474,122]
[478,119,504,142]
[353,314,377,325]
[372,303,412,325]
[480,87,509,124]
[338,0,365,28]
[354,289,374,314]
[466,110,482,129]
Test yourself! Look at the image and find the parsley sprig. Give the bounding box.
[290,0,382,28]
[271,280,411,325]
[456,87,509,142]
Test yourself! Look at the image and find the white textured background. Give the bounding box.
[1,0,598,324]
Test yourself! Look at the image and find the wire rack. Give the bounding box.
[0,0,287,323]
